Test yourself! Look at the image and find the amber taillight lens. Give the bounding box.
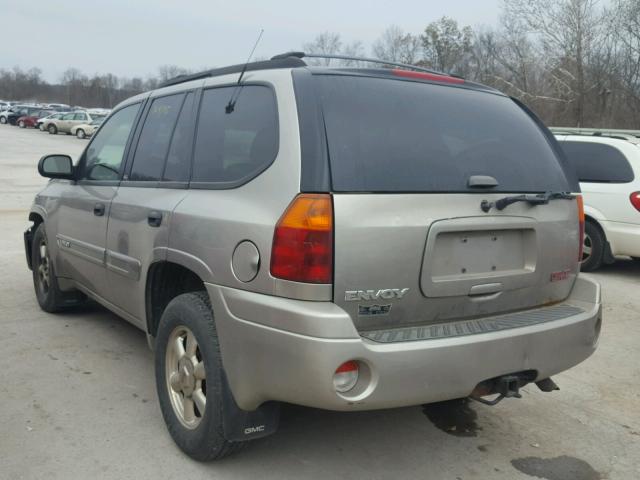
[270,194,333,284]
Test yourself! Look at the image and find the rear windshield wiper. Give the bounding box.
[481,191,575,213]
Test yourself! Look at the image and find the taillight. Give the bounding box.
[577,195,585,262]
[270,194,333,284]
[630,192,640,212]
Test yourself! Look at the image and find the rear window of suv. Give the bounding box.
[559,141,634,183]
[314,75,573,193]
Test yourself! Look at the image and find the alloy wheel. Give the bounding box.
[165,326,207,429]
[37,240,51,296]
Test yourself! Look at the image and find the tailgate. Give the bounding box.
[333,194,580,331]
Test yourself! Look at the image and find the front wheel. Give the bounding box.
[31,224,84,312]
[581,221,605,272]
[48,124,57,135]
[18,120,25,128]
[155,292,245,461]
[0,116,7,124]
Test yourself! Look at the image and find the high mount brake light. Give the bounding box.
[391,68,465,85]
[270,194,333,284]
[577,195,585,262]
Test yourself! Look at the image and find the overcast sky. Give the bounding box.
[1,0,502,82]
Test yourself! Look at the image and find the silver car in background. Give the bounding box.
[24,53,602,461]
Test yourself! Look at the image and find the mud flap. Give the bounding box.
[221,372,280,442]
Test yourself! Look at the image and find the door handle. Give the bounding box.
[148,211,162,227]
[93,203,105,216]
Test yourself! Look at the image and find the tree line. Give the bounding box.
[1,0,638,128]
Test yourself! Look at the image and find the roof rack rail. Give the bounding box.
[159,56,306,88]
[549,127,640,144]
[271,51,462,78]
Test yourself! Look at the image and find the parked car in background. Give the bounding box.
[16,109,55,128]
[0,105,28,124]
[46,103,71,111]
[70,117,104,139]
[5,105,42,125]
[37,112,67,131]
[45,110,105,135]
[25,54,601,461]
[553,128,640,271]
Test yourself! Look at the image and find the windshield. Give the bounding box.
[314,74,575,193]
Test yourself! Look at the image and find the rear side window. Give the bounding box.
[314,75,573,193]
[163,92,196,182]
[191,85,278,186]
[559,141,634,183]
[129,93,185,181]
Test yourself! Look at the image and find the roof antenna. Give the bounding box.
[226,29,264,114]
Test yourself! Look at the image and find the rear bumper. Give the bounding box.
[602,220,640,257]
[207,276,602,411]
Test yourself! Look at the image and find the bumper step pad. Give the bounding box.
[361,304,584,343]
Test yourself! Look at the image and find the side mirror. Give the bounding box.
[38,154,74,180]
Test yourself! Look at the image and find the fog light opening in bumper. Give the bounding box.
[333,360,359,393]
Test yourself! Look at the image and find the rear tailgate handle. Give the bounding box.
[469,283,503,296]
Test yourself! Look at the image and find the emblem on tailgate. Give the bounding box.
[345,288,410,302]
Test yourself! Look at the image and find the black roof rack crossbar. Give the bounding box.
[159,56,306,88]
[270,51,462,78]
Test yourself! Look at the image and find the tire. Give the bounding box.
[18,120,25,128]
[39,124,45,131]
[76,129,85,139]
[581,221,605,272]
[48,124,57,135]
[31,224,85,312]
[0,116,6,124]
[155,291,245,461]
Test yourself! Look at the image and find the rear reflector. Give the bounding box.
[630,192,640,212]
[391,68,465,84]
[270,194,333,284]
[577,195,585,262]
[333,361,359,393]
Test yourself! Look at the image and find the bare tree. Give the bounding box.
[372,26,421,64]
[420,16,473,74]
[303,32,342,65]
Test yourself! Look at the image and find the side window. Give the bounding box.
[81,103,140,181]
[560,141,635,183]
[74,112,87,121]
[129,93,184,182]
[62,113,75,120]
[191,85,278,185]
[163,91,195,182]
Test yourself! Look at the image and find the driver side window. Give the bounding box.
[80,104,140,181]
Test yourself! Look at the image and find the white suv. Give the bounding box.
[554,131,640,271]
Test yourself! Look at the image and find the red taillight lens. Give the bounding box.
[391,68,465,84]
[577,195,585,262]
[630,192,640,212]
[270,194,333,284]
[333,361,359,393]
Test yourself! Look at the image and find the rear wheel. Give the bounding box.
[76,129,85,139]
[31,224,85,312]
[48,124,57,135]
[0,116,7,124]
[155,292,245,461]
[581,221,605,272]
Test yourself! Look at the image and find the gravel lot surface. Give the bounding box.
[1,124,638,479]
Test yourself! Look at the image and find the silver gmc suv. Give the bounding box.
[25,52,602,461]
